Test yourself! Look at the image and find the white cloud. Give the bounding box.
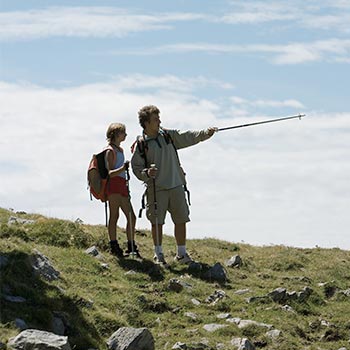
[222,2,299,24]
[223,1,350,33]
[111,74,234,92]
[121,39,350,64]
[230,96,305,109]
[1,2,349,42]
[0,7,207,41]
[1,77,350,249]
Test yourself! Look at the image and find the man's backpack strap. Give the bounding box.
[138,187,147,218]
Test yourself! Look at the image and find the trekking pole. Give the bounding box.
[150,164,160,248]
[125,161,135,259]
[217,114,305,132]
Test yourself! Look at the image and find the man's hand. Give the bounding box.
[148,164,158,178]
[206,127,218,137]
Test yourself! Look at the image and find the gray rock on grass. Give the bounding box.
[8,329,71,350]
[107,327,154,350]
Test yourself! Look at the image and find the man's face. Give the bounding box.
[145,112,161,133]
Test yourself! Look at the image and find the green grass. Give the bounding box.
[1,207,350,349]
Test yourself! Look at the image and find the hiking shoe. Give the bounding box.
[174,253,194,265]
[110,241,124,258]
[125,241,142,258]
[153,253,169,267]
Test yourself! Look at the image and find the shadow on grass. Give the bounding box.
[116,256,165,281]
[115,256,229,285]
[168,262,230,286]
[0,251,100,349]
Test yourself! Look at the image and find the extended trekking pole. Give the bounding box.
[150,164,160,249]
[217,114,305,132]
[125,161,135,259]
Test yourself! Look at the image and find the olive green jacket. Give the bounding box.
[131,128,211,191]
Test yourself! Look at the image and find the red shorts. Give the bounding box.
[107,176,128,197]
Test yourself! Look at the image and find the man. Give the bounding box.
[131,105,216,266]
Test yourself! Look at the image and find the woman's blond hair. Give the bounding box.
[106,123,125,143]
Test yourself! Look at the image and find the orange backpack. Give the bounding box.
[87,145,116,202]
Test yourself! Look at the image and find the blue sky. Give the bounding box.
[1,0,350,249]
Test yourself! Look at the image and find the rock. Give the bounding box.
[191,298,201,306]
[7,329,71,350]
[234,289,250,295]
[281,305,295,313]
[4,295,26,303]
[184,312,198,321]
[172,307,182,314]
[297,286,313,301]
[203,324,227,332]
[225,255,242,268]
[168,279,184,292]
[231,337,255,350]
[106,327,154,350]
[266,329,282,339]
[268,288,287,303]
[205,290,225,304]
[320,319,332,328]
[323,283,338,298]
[339,288,350,297]
[31,250,60,281]
[237,319,273,330]
[203,263,227,282]
[286,291,298,301]
[172,342,210,350]
[188,262,202,273]
[8,216,35,225]
[85,246,99,257]
[216,313,231,319]
[168,278,192,292]
[226,317,241,325]
[15,318,28,330]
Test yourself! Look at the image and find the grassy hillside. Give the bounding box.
[1,207,350,349]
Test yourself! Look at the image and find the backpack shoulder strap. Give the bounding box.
[162,128,173,146]
[132,135,148,168]
[104,144,117,170]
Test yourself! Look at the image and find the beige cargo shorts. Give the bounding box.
[146,185,190,225]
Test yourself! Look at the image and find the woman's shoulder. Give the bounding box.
[107,144,123,152]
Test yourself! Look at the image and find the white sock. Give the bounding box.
[177,245,186,257]
[154,245,163,256]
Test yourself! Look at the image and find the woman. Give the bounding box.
[105,123,140,258]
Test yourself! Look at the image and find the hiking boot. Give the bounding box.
[110,241,124,258]
[153,253,169,267]
[125,241,142,258]
[174,253,194,265]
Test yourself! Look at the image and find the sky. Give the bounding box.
[1,0,349,249]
